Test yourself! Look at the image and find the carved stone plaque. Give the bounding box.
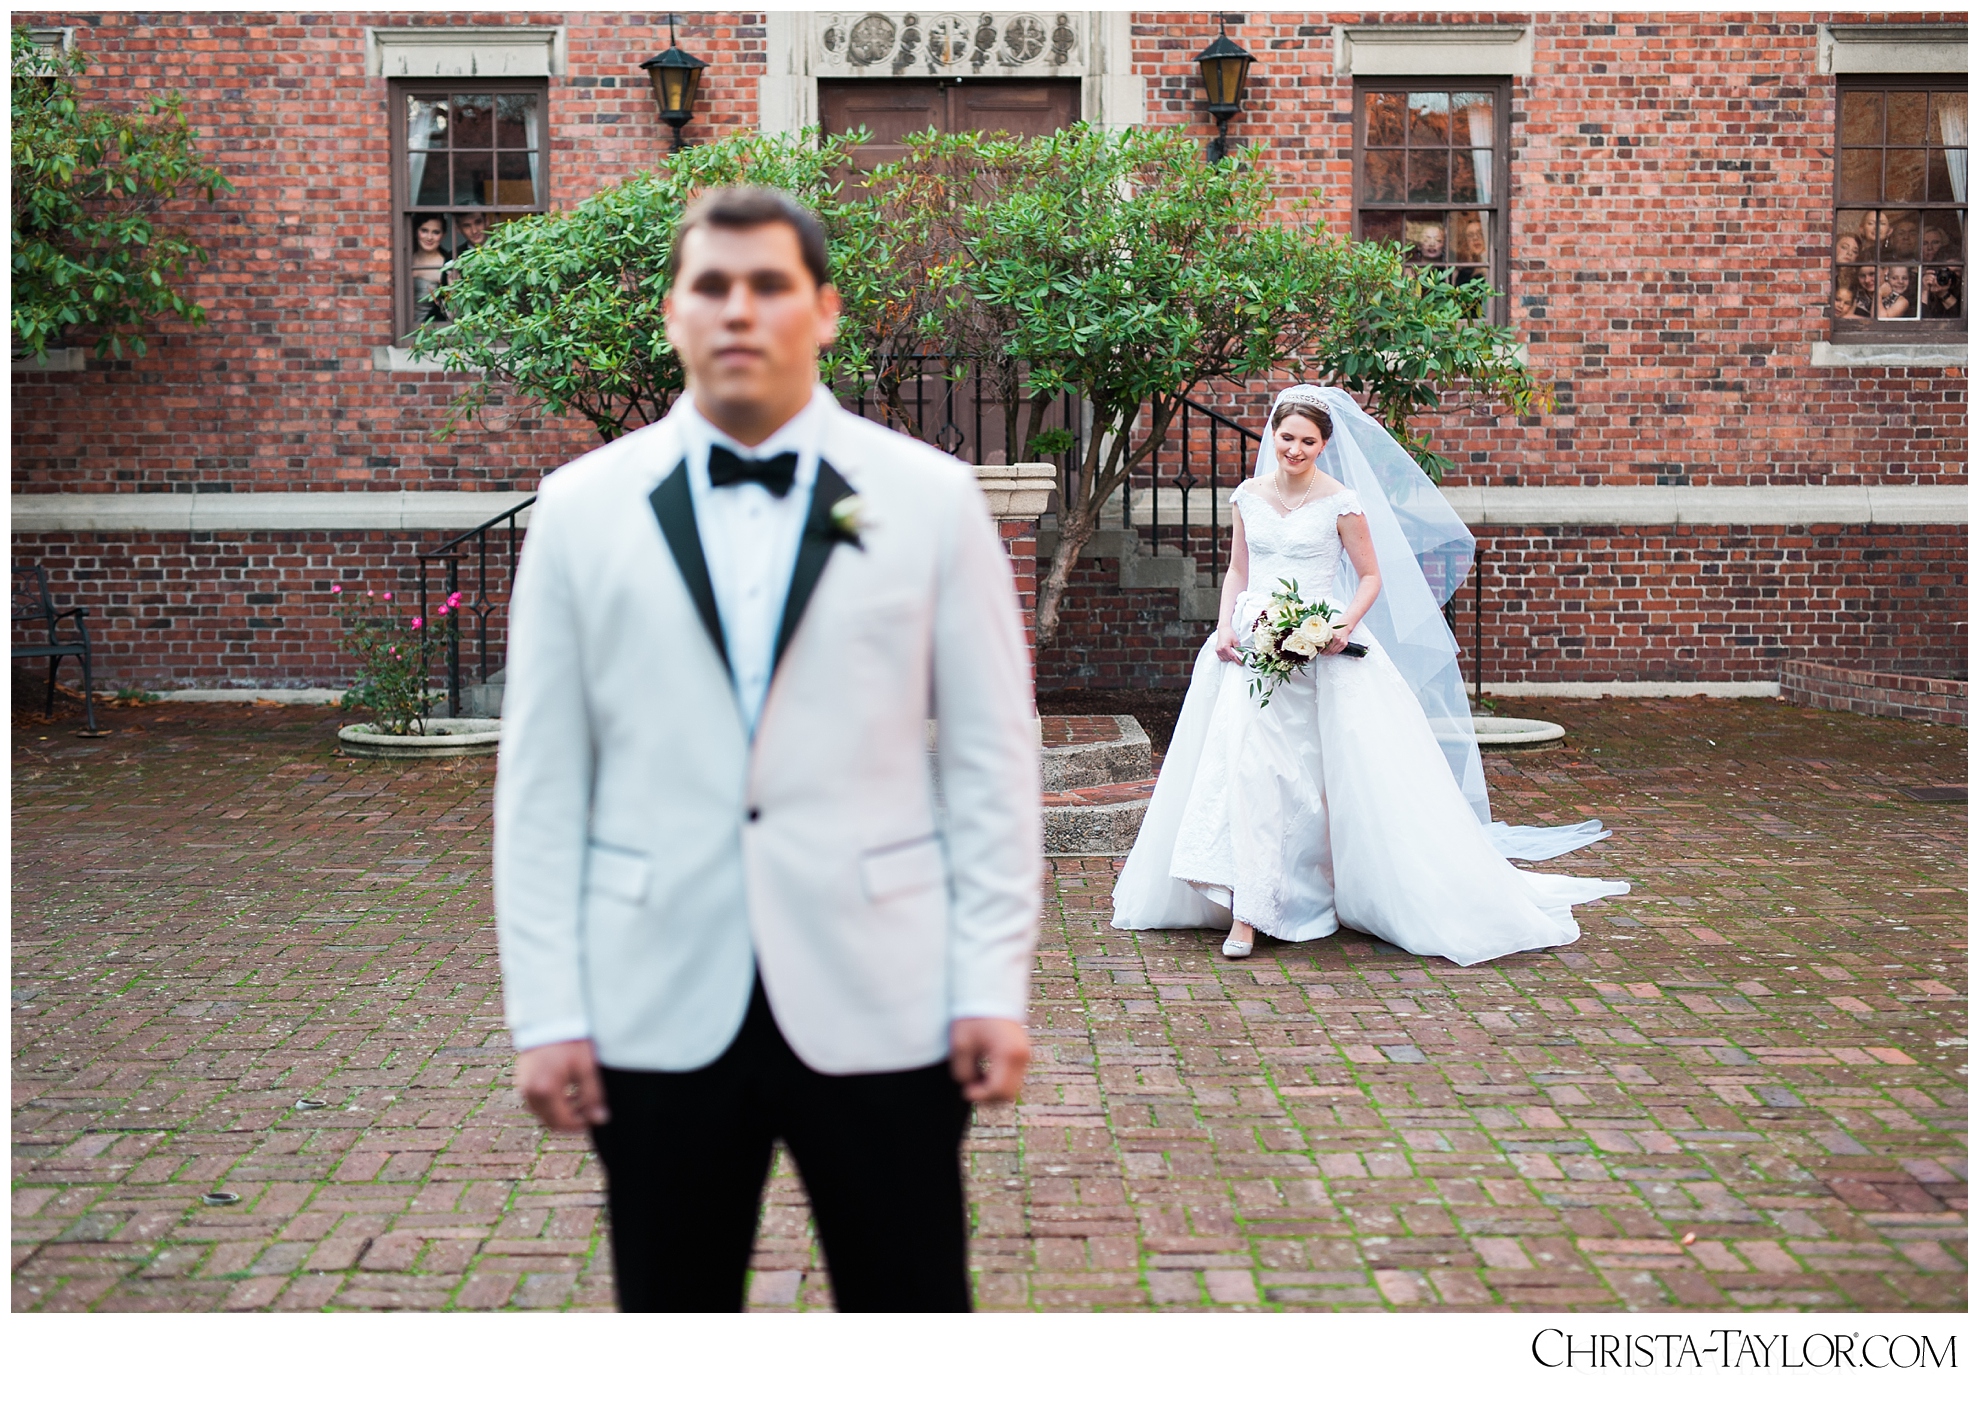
[813,11,1087,78]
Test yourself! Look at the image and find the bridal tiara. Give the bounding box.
[1275,385,1331,410]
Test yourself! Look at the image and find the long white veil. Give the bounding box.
[1258,385,1609,861]
[1258,386,1490,819]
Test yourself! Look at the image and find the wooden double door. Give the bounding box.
[819,79,1081,169]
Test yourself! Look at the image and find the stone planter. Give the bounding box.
[1472,716,1566,747]
[337,718,501,756]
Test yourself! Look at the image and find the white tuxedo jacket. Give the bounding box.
[493,396,1042,1074]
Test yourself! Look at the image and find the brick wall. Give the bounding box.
[1035,520,1967,691]
[10,10,1968,693]
[1780,658,1968,725]
[1127,10,1967,489]
[11,11,769,495]
[18,531,465,690]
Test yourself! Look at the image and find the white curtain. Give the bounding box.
[1939,96,1966,204]
[406,102,438,206]
[522,98,541,201]
[1467,104,1494,203]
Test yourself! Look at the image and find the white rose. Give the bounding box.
[1280,631,1319,659]
[1293,616,1337,653]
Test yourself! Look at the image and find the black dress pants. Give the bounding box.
[590,978,973,1312]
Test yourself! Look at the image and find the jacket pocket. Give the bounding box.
[859,835,945,903]
[584,842,651,905]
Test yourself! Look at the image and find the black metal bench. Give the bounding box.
[12,565,100,731]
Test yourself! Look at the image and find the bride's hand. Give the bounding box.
[1323,631,1352,656]
[1215,626,1242,664]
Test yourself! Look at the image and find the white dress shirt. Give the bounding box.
[676,385,831,733]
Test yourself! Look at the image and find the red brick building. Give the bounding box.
[11,12,1966,694]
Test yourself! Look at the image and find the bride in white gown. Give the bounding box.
[1111,385,1629,963]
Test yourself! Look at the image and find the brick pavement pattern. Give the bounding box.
[12,697,1966,1311]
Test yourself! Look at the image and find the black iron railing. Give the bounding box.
[415,371,1489,704]
[421,497,531,719]
[839,355,1085,472]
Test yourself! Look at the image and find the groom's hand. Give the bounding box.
[515,1039,610,1132]
[950,1018,1030,1104]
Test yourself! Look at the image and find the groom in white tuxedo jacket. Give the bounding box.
[493,187,1041,1311]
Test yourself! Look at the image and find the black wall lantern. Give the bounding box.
[641,15,707,152]
[1193,16,1254,163]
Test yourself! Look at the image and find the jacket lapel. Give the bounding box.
[771,459,856,676]
[648,460,730,675]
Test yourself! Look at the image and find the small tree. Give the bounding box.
[961,125,1543,646]
[410,129,900,441]
[10,28,232,361]
[1299,240,1547,483]
[960,127,1345,648]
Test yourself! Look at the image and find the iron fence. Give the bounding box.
[415,367,1489,704]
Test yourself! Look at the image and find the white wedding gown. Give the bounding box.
[1111,484,1630,964]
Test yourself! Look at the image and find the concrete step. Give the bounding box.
[1040,524,1223,623]
[1040,713,1152,790]
[1040,714,1154,854]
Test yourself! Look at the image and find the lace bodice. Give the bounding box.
[1234,481,1364,610]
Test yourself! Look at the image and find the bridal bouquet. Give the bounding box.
[1240,579,1355,706]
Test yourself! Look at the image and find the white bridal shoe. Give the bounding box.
[1221,932,1254,959]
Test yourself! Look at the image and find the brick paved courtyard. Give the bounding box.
[12,694,1966,1311]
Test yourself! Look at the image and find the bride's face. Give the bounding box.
[1274,415,1327,474]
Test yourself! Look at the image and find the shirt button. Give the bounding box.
[746,807,761,823]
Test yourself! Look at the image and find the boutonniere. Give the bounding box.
[828,493,868,550]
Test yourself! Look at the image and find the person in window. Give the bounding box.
[1875,265,1917,320]
[1834,233,1862,268]
[1854,262,1880,306]
[452,211,490,257]
[411,215,449,323]
[1922,265,1961,318]
[1831,282,1870,320]
[1919,223,1954,266]
[1404,221,1445,266]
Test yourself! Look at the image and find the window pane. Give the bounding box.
[1362,150,1404,203]
[1876,211,1921,259]
[1407,150,1449,203]
[450,210,493,254]
[1928,90,1967,145]
[494,151,541,206]
[1451,148,1490,203]
[452,153,493,206]
[1403,216,1446,263]
[1888,91,1928,146]
[409,151,450,206]
[1925,147,1962,203]
[450,94,495,149]
[1886,148,1926,203]
[1848,261,1879,306]
[406,95,449,147]
[1832,269,1871,320]
[1873,264,1919,319]
[496,94,538,149]
[1839,149,1881,203]
[1832,217,1868,268]
[1451,92,1494,149]
[1407,91,1450,146]
[410,214,450,322]
[1922,264,1962,316]
[1450,210,1491,268]
[1360,210,1404,245]
[1921,210,1963,264]
[1364,90,1404,146]
[1841,90,1883,146]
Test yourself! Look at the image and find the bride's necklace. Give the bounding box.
[1274,469,1316,515]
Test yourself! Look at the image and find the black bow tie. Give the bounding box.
[707,444,799,498]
